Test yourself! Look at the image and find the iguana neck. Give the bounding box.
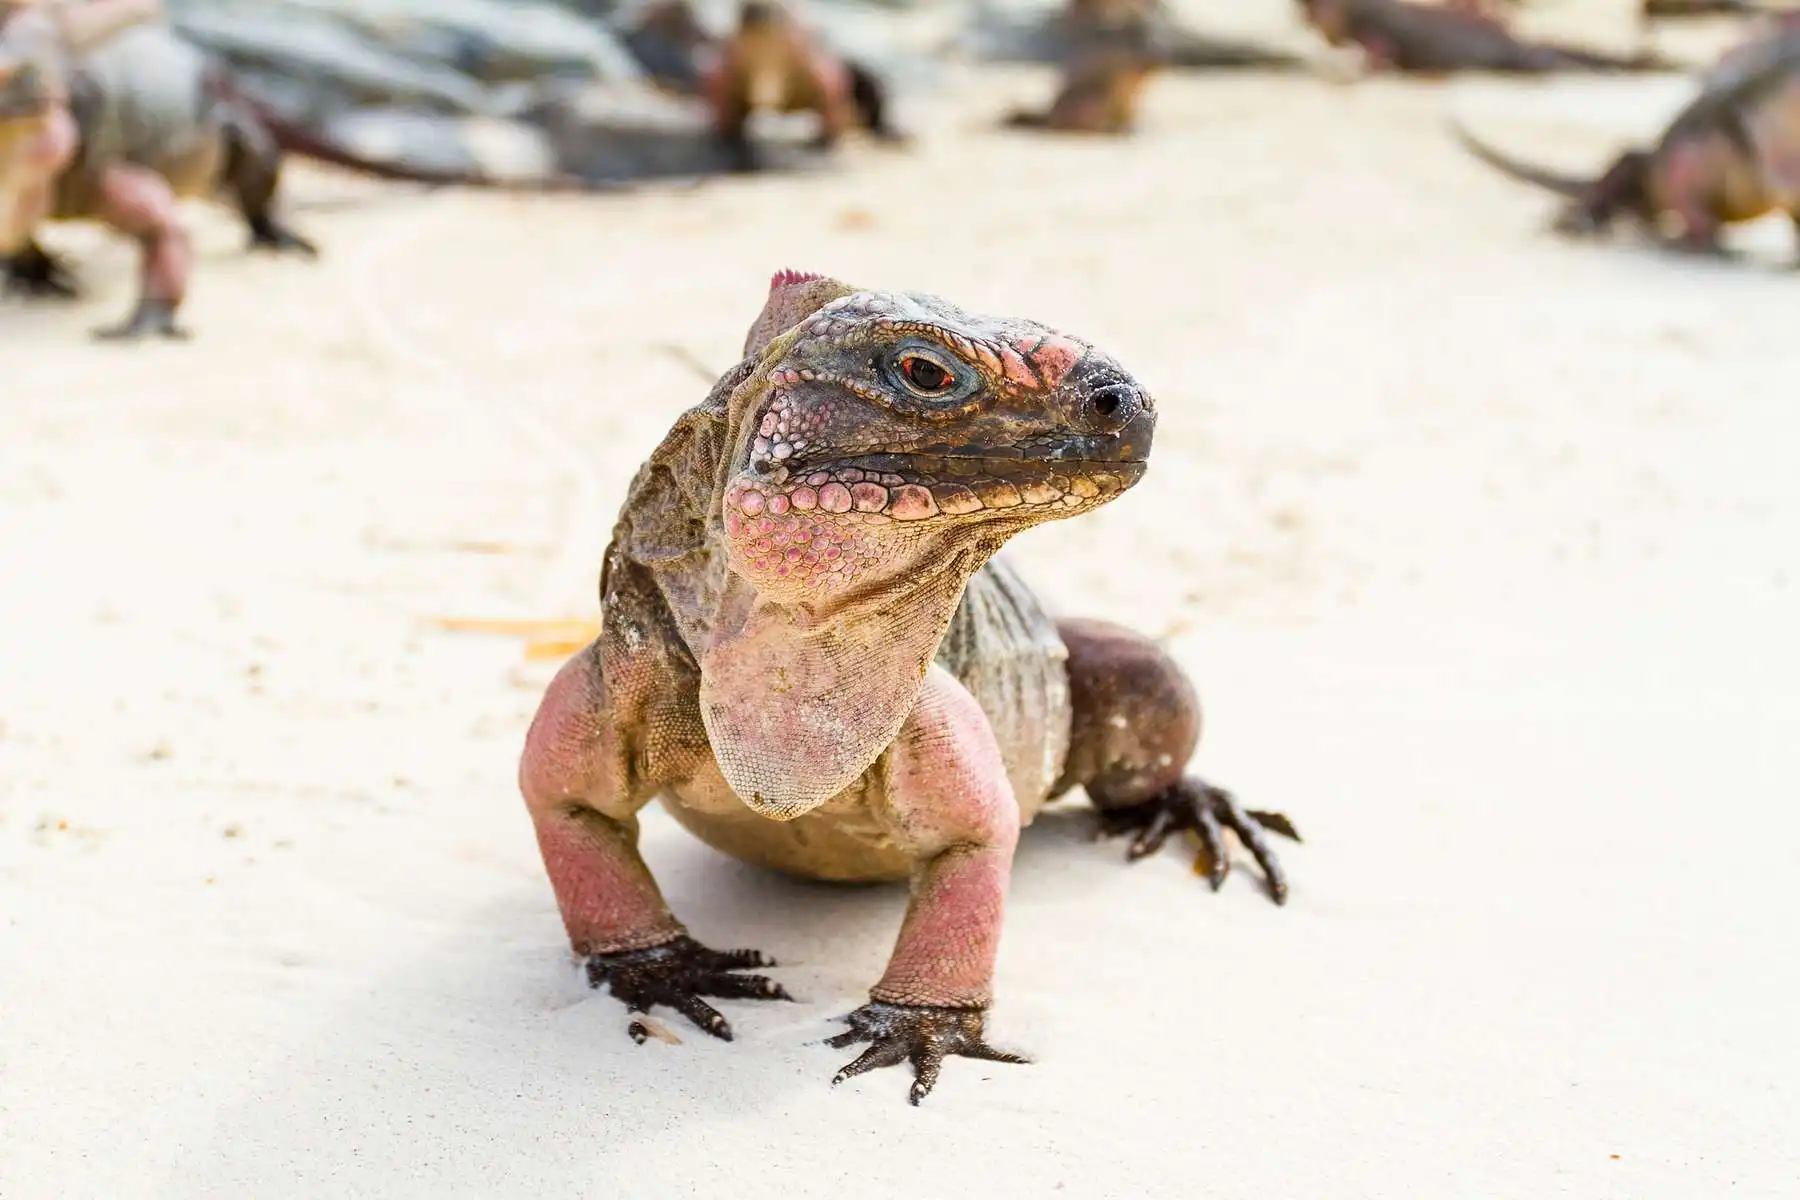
[697,539,997,819]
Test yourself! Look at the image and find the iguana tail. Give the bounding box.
[261,111,611,193]
[1157,36,1309,71]
[1540,42,1683,72]
[204,69,625,194]
[1451,117,1592,196]
[1641,0,1772,17]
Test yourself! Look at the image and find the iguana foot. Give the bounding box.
[1097,777,1301,905]
[1552,206,1602,237]
[1660,233,1738,261]
[4,241,80,299]
[585,934,792,1042]
[246,215,319,258]
[827,1002,1028,1105]
[92,299,189,342]
[715,131,761,173]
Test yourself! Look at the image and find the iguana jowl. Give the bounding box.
[519,272,1300,1104]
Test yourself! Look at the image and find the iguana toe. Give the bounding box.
[4,246,80,299]
[247,216,319,258]
[827,1002,1028,1105]
[586,934,792,1042]
[1097,777,1301,905]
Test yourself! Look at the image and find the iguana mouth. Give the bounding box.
[729,450,1144,529]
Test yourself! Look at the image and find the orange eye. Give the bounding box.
[899,354,953,393]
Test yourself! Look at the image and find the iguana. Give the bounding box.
[0,0,163,280]
[976,0,1307,72]
[703,0,902,170]
[0,20,336,339]
[1452,32,1800,257]
[1003,23,1164,134]
[1,18,801,341]
[1296,0,1675,73]
[517,270,1301,1105]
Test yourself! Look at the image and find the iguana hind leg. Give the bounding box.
[846,60,905,143]
[829,665,1028,1105]
[222,113,317,257]
[1054,617,1301,903]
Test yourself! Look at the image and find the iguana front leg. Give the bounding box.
[90,164,192,341]
[827,666,1029,1105]
[521,647,791,1041]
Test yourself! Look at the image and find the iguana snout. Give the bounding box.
[717,287,1155,605]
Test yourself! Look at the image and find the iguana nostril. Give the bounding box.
[1084,382,1141,432]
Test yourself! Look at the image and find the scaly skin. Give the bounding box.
[1298,0,1673,73]
[1455,37,1800,260]
[519,271,1302,1104]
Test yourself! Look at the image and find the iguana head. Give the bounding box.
[695,271,1155,820]
[717,271,1155,609]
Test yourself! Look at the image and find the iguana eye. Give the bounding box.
[899,354,952,393]
[883,343,976,408]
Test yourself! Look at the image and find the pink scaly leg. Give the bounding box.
[90,163,193,341]
[521,647,791,1041]
[827,666,1030,1105]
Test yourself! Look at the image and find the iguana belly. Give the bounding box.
[659,556,1074,884]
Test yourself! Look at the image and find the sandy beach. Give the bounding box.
[3,6,1798,1195]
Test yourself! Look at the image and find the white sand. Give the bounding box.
[3,16,1798,1198]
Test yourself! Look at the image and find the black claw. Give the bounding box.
[692,972,793,1002]
[247,216,319,258]
[831,1038,908,1085]
[1126,803,1175,860]
[1097,777,1300,906]
[826,1002,1028,1104]
[1194,799,1229,891]
[672,993,732,1041]
[585,934,789,1042]
[695,946,776,971]
[4,242,80,299]
[1247,810,1303,843]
